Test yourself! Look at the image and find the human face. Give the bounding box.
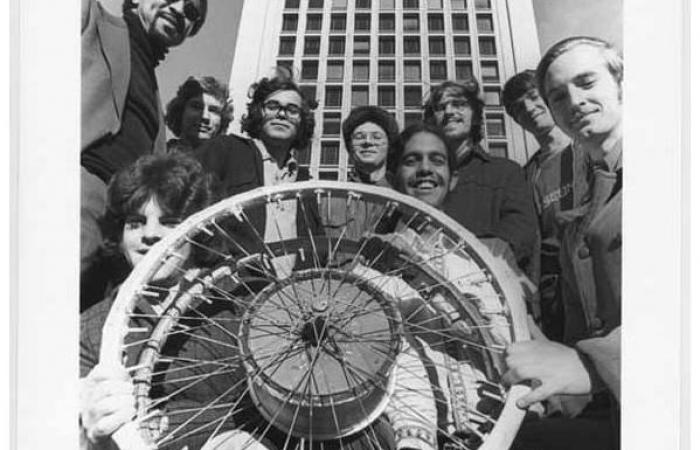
[543,45,622,142]
[121,196,191,282]
[433,91,474,142]
[510,89,556,136]
[260,90,302,144]
[136,0,202,48]
[397,132,458,209]
[180,93,224,144]
[350,122,389,172]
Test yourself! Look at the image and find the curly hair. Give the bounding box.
[390,122,457,174]
[536,36,623,104]
[102,153,215,258]
[503,70,538,118]
[341,105,400,167]
[240,72,318,150]
[165,76,233,138]
[423,80,485,146]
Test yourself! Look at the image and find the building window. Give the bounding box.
[354,36,370,55]
[279,37,296,56]
[483,87,502,106]
[403,0,418,8]
[277,60,293,73]
[479,37,497,55]
[477,14,494,33]
[430,60,447,81]
[404,86,423,108]
[454,36,471,55]
[319,171,340,180]
[355,14,371,31]
[489,142,508,158]
[404,61,421,81]
[451,0,467,9]
[403,14,419,32]
[325,86,343,107]
[378,86,395,107]
[351,86,369,106]
[452,14,469,32]
[301,61,319,81]
[428,0,443,8]
[356,0,371,8]
[475,0,491,8]
[320,142,341,165]
[327,61,345,81]
[332,0,348,9]
[486,114,506,137]
[285,0,300,8]
[379,36,395,55]
[330,14,346,31]
[323,114,342,136]
[353,60,370,81]
[306,14,322,31]
[309,0,324,9]
[404,112,423,127]
[455,60,473,81]
[379,13,395,32]
[296,147,312,165]
[299,85,317,104]
[481,61,500,82]
[378,61,395,81]
[428,14,444,32]
[282,14,298,32]
[304,37,320,55]
[329,36,345,55]
[403,36,420,55]
[429,37,445,55]
[380,0,395,8]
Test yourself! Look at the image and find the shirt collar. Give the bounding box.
[458,142,490,167]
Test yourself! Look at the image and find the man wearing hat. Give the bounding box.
[81,0,208,275]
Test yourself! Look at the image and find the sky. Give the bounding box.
[104,0,623,117]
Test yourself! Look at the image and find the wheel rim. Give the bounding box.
[100,181,530,450]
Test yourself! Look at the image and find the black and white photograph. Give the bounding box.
[9,0,693,449]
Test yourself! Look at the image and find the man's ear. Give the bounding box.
[449,171,459,192]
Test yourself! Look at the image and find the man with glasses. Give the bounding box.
[423,80,538,276]
[81,0,208,276]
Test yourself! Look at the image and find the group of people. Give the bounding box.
[79,1,622,449]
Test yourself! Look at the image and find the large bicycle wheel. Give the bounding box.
[100,181,531,450]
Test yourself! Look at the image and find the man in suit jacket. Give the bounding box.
[81,0,208,274]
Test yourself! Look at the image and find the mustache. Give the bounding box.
[158,10,186,33]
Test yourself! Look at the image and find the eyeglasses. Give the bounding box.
[351,132,387,143]
[263,100,302,119]
[434,99,471,112]
[183,0,202,23]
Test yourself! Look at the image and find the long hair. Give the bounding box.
[422,80,485,145]
[240,73,318,150]
[165,76,233,138]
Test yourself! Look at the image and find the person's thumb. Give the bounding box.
[527,315,547,341]
[516,383,553,409]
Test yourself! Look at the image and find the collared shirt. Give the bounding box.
[254,139,299,277]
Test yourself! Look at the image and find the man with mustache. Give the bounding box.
[503,70,589,341]
[423,80,538,276]
[81,0,208,277]
[505,37,623,450]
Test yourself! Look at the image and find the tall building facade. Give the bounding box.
[229,0,541,180]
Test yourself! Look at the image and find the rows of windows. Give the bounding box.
[279,35,495,58]
[282,12,494,35]
[284,0,491,10]
[279,59,493,83]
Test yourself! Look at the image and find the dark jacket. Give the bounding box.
[443,145,538,269]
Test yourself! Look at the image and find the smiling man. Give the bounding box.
[81,0,208,277]
[423,80,538,275]
[503,70,589,341]
[505,37,623,450]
